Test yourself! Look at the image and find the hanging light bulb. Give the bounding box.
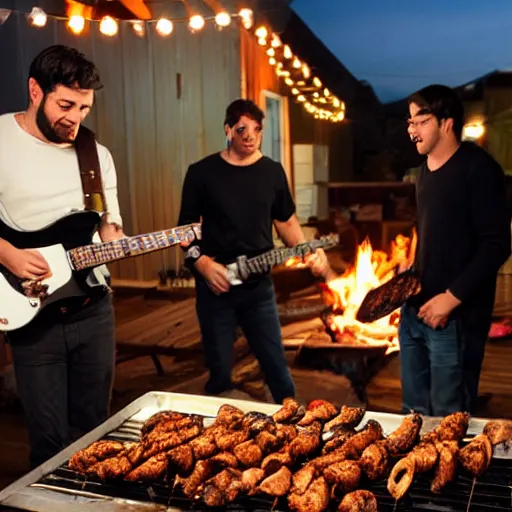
[271,34,281,48]
[284,77,294,86]
[268,57,276,66]
[333,97,341,108]
[215,11,231,29]
[324,88,330,97]
[255,25,267,39]
[302,64,310,79]
[291,88,299,95]
[313,77,322,88]
[68,15,85,35]
[283,45,292,59]
[0,8,11,25]
[100,16,118,36]
[28,7,47,27]
[337,111,345,121]
[156,18,173,36]
[266,48,275,57]
[292,57,301,69]
[239,8,253,29]
[130,20,145,37]
[297,95,306,102]
[257,38,266,46]
[189,14,205,33]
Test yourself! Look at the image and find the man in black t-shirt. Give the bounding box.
[178,99,334,403]
[401,84,510,416]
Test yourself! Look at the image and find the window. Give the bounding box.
[261,91,284,164]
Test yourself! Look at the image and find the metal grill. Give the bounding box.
[30,415,512,512]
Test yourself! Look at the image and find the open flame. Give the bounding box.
[323,230,417,351]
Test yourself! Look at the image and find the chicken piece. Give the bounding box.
[483,419,512,446]
[202,468,243,507]
[261,451,294,474]
[385,412,423,456]
[324,405,365,432]
[272,397,303,423]
[420,431,439,445]
[287,427,322,459]
[257,466,292,496]
[189,431,219,460]
[341,420,383,459]
[323,460,361,495]
[142,415,203,444]
[214,404,245,429]
[435,412,469,443]
[233,440,263,468]
[86,454,133,480]
[140,411,189,436]
[288,476,330,512]
[275,423,298,444]
[290,464,317,495]
[210,451,239,469]
[215,428,249,452]
[322,428,355,455]
[240,467,266,494]
[167,444,195,475]
[125,442,145,466]
[298,400,338,426]
[387,456,415,500]
[431,440,458,493]
[458,434,493,477]
[311,450,347,471]
[243,412,276,437]
[359,441,389,481]
[338,490,378,512]
[176,459,215,498]
[143,424,201,458]
[69,440,125,473]
[124,452,168,482]
[255,430,281,453]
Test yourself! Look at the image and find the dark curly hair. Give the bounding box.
[29,45,103,95]
[224,99,264,127]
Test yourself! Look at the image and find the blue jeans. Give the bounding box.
[195,276,295,404]
[399,303,488,416]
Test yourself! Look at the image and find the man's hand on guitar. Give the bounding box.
[0,244,51,280]
[99,213,125,242]
[195,256,230,295]
[305,248,337,282]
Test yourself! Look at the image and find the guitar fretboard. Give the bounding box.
[68,223,201,271]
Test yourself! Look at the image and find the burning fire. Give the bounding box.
[324,231,417,351]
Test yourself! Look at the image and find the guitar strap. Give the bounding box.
[74,126,108,213]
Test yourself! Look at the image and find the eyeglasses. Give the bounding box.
[407,116,434,129]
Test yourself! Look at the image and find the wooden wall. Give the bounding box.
[0,11,241,281]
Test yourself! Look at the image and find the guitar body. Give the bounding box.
[0,211,101,331]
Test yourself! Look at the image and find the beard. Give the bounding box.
[36,96,77,143]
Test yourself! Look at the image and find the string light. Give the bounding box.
[155,18,173,36]
[255,26,267,39]
[283,45,292,59]
[239,8,253,29]
[68,15,85,34]
[99,16,118,36]
[28,7,47,27]
[214,11,231,29]
[130,20,145,37]
[188,14,205,33]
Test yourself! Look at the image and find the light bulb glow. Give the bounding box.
[29,7,47,27]
[156,18,173,36]
[239,8,253,29]
[255,25,268,39]
[100,16,118,36]
[131,20,145,37]
[68,15,85,34]
[215,11,231,28]
[283,45,292,59]
[189,14,205,32]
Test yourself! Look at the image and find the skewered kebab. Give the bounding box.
[337,490,378,512]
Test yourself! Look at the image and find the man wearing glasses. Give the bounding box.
[178,99,334,404]
[400,84,511,416]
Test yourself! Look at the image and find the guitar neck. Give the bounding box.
[68,223,201,271]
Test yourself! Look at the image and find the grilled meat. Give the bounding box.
[431,440,458,493]
[142,415,203,444]
[387,456,415,500]
[298,400,338,426]
[322,427,355,455]
[189,430,219,460]
[483,419,512,446]
[69,440,125,473]
[359,441,389,481]
[125,452,168,482]
[340,420,384,460]
[240,467,266,494]
[323,460,361,495]
[290,464,317,495]
[385,412,423,456]
[214,404,245,429]
[243,412,276,437]
[272,397,305,424]
[86,453,133,480]
[276,423,299,444]
[458,434,493,477]
[338,490,378,512]
[255,430,281,453]
[261,451,294,474]
[288,476,330,512]
[233,439,263,468]
[140,411,189,437]
[215,427,250,452]
[257,465,292,496]
[287,423,322,459]
[324,405,365,433]
[202,468,243,507]
[143,423,201,458]
[435,412,469,443]
[167,444,195,475]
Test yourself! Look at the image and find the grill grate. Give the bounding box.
[32,416,512,512]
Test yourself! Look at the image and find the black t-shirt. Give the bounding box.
[178,153,296,264]
[410,141,511,318]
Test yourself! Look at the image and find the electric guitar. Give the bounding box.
[0,211,201,331]
[226,233,339,285]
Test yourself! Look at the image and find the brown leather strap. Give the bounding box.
[74,126,107,212]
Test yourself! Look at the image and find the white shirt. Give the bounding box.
[0,112,123,286]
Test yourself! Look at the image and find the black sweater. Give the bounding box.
[411,142,511,318]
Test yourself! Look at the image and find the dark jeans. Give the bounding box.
[195,276,295,404]
[6,294,116,469]
[399,303,488,416]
